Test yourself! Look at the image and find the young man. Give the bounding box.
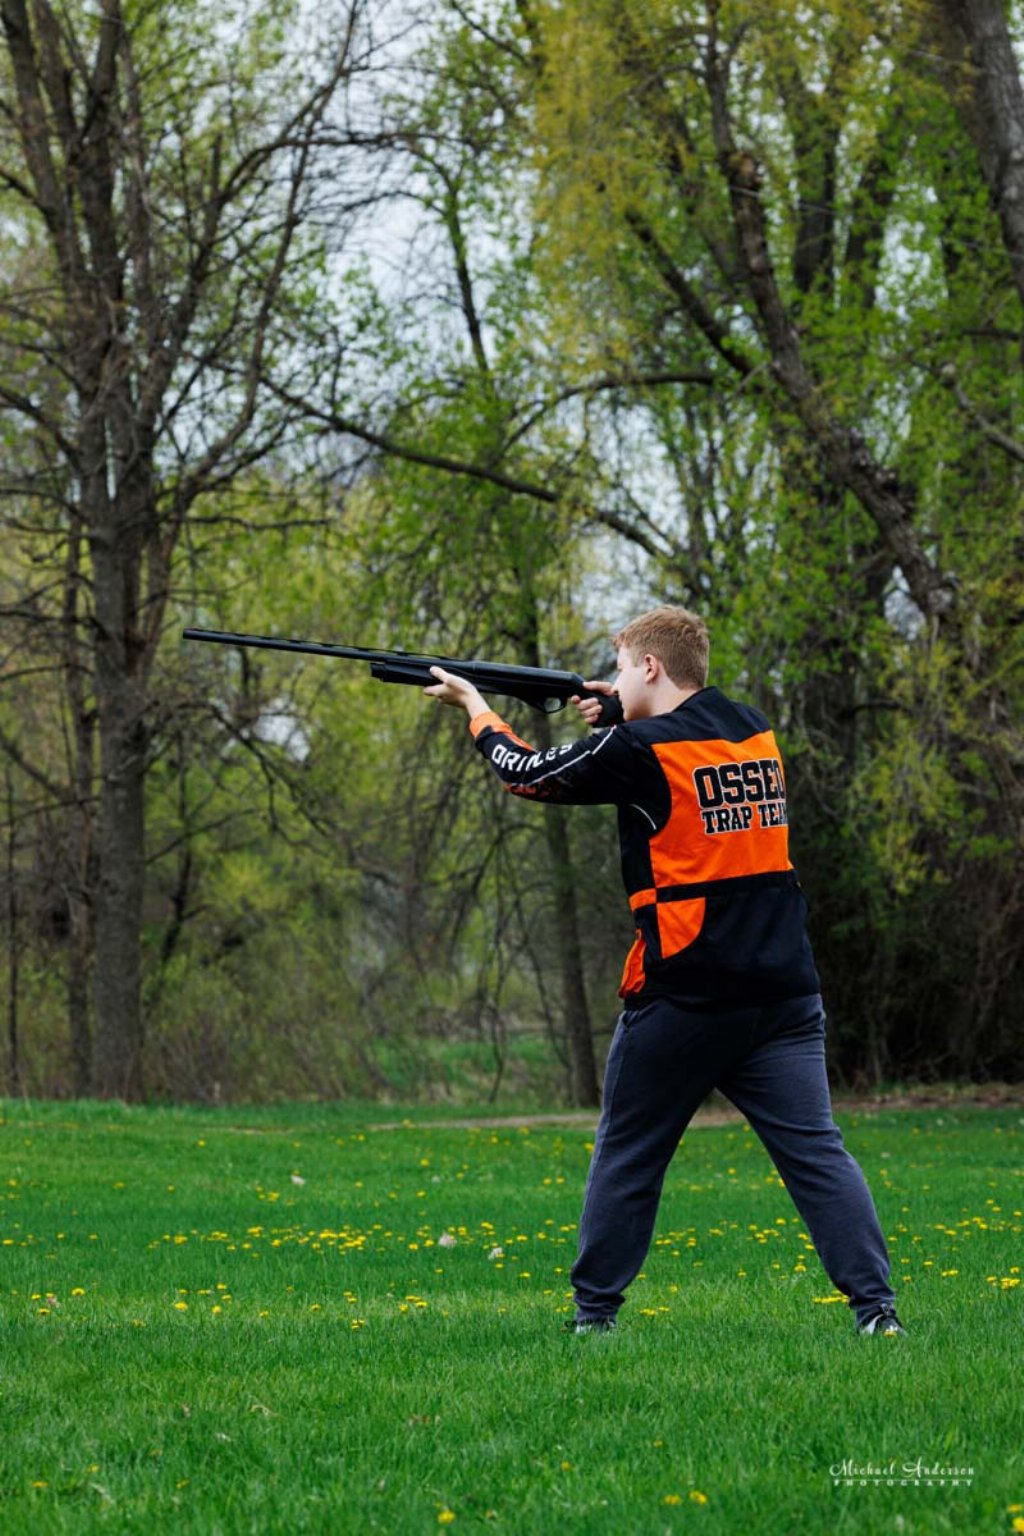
[425,606,905,1338]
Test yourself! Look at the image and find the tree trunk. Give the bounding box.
[67,878,92,1105]
[91,681,147,1099]
[936,0,1024,315]
[62,510,95,1095]
[513,601,600,1108]
[90,516,148,1100]
[528,709,601,1107]
[5,769,19,1096]
[545,802,600,1106]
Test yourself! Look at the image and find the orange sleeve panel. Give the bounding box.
[648,730,793,888]
[468,711,533,749]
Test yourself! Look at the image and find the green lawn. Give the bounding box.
[1,1098,1021,1534]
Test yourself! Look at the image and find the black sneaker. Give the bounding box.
[563,1316,617,1335]
[857,1304,907,1337]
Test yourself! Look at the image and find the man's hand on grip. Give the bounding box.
[571,679,619,727]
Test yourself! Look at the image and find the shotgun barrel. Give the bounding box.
[182,628,621,721]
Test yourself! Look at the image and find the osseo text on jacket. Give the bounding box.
[469,687,820,1008]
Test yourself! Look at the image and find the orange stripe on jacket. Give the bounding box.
[619,933,646,996]
[468,711,532,750]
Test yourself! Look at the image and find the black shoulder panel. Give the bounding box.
[630,688,771,746]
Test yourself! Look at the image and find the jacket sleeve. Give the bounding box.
[468,709,636,805]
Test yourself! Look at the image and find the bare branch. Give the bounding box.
[940,363,1024,464]
[0,721,67,799]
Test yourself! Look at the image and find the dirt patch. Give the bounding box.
[369,1084,1024,1133]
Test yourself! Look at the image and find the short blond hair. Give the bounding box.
[614,606,709,689]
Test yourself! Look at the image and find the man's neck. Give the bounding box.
[646,683,700,718]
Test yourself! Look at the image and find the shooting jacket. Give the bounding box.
[470,687,820,1008]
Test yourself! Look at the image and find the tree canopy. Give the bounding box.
[2,0,1021,1102]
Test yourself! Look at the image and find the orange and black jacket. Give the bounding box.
[470,687,820,1008]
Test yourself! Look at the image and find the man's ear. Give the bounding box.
[642,652,660,683]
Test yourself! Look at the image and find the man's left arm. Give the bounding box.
[424,669,634,805]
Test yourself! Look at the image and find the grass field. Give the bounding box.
[1,1097,1021,1535]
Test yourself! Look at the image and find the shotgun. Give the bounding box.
[182,628,622,721]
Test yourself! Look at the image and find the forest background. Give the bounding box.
[1,0,1021,1108]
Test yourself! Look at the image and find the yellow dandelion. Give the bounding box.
[1013,1520,1024,1535]
[71,1287,85,1296]
[173,1301,188,1311]
[689,1490,709,1504]
[438,1510,456,1525]
[662,1494,682,1505]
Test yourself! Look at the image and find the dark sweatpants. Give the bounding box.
[570,993,895,1328]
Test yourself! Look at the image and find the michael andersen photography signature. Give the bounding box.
[830,1458,974,1488]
